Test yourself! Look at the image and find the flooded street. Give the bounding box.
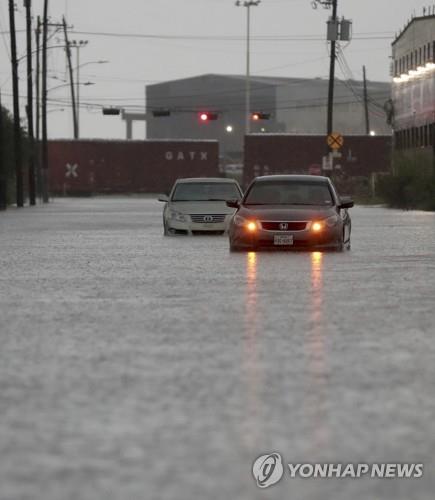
[1,197,435,500]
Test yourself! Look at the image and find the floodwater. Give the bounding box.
[0,197,434,500]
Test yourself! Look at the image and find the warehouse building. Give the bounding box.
[146,74,391,161]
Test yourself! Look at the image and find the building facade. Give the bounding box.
[146,74,391,161]
[392,13,435,153]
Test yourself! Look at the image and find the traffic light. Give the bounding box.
[199,112,218,122]
[251,112,271,120]
[153,109,171,117]
[102,108,121,115]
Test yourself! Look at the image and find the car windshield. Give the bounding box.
[244,180,334,206]
[172,182,241,201]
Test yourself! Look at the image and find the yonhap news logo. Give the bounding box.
[252,453,424,488]
[252,453,284,488]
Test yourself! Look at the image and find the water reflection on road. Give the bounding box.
[242,252,260,449]
[306,251,330,453]
[1,200,435,500]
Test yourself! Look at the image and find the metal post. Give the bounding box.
[126,118,132,140]
[363,65,370,135]
[236,1,260,137]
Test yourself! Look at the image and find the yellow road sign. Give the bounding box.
[327,133,344,150]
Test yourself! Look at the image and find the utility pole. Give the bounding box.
[62,18,78,139]
[35,16,42,200]
[235,1,260,136]
[69,40,88,138]
[0,91,6,210]
[326,0,338,137]
[35,17,41,142]
[9,0,24,207]
[41,0,49,202]
[362,65,370,135]
[25,0,36,205]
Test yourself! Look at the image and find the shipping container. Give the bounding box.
[48,139,219,195]
[243,134,392,187]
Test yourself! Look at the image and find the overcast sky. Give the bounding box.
[0,0,431,139]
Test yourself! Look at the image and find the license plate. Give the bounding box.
[274,234,294,246]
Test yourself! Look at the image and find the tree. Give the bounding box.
[0,103,29,208]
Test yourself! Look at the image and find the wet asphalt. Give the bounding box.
[0,197,434,500]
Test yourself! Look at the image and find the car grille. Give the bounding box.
[190,214,227,224]
[260,221,307,231]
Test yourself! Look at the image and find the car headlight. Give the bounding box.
[325,214,339,227]
[169,210,186,222]
[311,221,323,232]
[233,214,259,232]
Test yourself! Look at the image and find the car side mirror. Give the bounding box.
[226,199,240,209]
[158,194,169,202]
[339,196,354,209]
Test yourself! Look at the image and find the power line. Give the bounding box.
[68,29,393,42]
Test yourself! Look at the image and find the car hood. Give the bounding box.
[168,201,236,214]
[238,205,336,221]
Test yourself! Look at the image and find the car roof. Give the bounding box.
[254,175,330,183]
[175,177,239,184]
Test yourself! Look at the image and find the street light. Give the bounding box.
[48,81,94,93]
[235,0,261,135]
